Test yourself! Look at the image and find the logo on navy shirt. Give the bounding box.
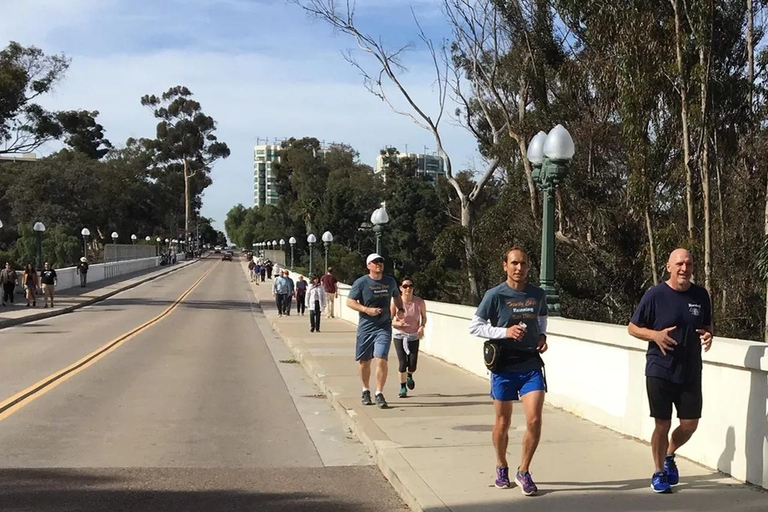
[688,303,701,317]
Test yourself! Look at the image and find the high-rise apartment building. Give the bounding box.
[375,151,446,183]
[253,144,280,207]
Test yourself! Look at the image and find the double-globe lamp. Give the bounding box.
[526,124,575,316]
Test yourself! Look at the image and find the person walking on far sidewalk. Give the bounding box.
[272,270,289,317]
[391,276,427,398]
[468,247,548,496]
[282,270,295,315]
[1,262,18,306]
[40,261,58,308]
[306,274,327,332]
[248,259,256,282]
[295,275,307,316]
[321,267,339,318]
[347,253,406,410]
[628,248,713,494]
[77,257,89,288]
[22,263,38,307]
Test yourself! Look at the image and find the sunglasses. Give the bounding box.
[401,284,413,289]
[370,259,384,264]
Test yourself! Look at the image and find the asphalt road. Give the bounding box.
[0,256,408,511]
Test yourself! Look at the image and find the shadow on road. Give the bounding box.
[0,468,405,512]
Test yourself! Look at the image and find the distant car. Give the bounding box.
[214,245,222,253]
[222,251,233,261]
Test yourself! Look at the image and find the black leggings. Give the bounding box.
[296,293,306,314]
[394,336,420,374]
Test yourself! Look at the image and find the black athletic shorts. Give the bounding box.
[646,377,702,420]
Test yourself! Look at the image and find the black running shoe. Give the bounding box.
[375,393,389,409]
[361,390,373,405]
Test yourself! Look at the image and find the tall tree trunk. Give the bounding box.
[183,159,190,247]
[699,20,713,295]
[461,197,480,305]
[518,138,538,220]
[764,174,768,341]
[748,0,755,110]
[645,206,659,285]
[714,133,727,310]
[671,0,695,242]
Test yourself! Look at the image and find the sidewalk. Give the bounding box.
[0,260,197,329]
[242,265,766,511]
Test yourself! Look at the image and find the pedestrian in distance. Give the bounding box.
[321,267,339,318]
[248,259,256,282]
[266,261,273,280]
[628,248,713,494]
[260,264,266,282]
[1,261,18,306]
[77,257,89,288]
[22,263,39,307]
[272,270,290,317]
[391,276,427,398]
[283,270,295,315]
[40,261,58,308]
[295,275,307,316]
[347,253,406,410]
[306,274,327,332]
[468,246,548,496]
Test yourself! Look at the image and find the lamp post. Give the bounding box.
[131,234,137,245]
[370,206,389,255]
[156,237,162,256]
[81,228,91,260]
[288,237,296,270]
[33,222,46,269]
[527,124,575,316]
[307,234,317,274]
[322,231,333,271]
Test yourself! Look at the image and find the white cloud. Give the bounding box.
[4,0,481,229]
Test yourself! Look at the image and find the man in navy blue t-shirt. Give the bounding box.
[628,248,713,493]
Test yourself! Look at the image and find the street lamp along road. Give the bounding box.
[289,237,296,270]
[33,222,46,269]
[307,234,317,275]
[321,231,333,272]
[527,123,575,316]
[81,227,91,260]
[370,206,389,255]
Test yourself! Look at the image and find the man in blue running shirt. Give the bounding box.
[468,247,548,496]
[629,248,713,493]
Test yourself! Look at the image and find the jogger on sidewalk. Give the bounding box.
[468,247,548,496]
[390,276,427,398]
[347,253,406,410]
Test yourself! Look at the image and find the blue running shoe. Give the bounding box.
[664,454,679,486]
[651,471,671,493]
[495,466,511,489]
[515,470,538,496]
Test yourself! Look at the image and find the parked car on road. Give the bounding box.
[222,251,233,261]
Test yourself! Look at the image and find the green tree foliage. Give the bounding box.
[139,86,230,238]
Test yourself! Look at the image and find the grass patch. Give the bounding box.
[279,358,299,364]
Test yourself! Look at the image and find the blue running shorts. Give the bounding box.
[355,330,392,361]
[490,369,546,401]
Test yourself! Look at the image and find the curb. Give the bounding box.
[240,261,447,512]
[0,259,198,331]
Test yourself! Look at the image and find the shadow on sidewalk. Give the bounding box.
[90,298,254,312]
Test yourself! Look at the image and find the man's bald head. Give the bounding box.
[666,248,694,290]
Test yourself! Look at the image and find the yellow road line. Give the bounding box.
[0,260,220,422]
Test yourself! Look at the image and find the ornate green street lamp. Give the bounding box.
[307,233,317,274]
[370,206,389,255]
[322,231,333,271]
[527,124,575,316]
[289,237,297,269]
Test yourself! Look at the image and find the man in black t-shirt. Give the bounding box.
[628,248,713,494]
[40,261,58,308]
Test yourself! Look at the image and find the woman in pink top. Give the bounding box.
[391,276,427,398]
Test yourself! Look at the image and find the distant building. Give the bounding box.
[253,144,280,207]
[375,151,445,183]
[253,139,333,207]
[0,153,38,164]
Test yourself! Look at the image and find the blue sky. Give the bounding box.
[1,0,480,230]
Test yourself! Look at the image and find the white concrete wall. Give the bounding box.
[44,257,162,292]
[286,270,768,490]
